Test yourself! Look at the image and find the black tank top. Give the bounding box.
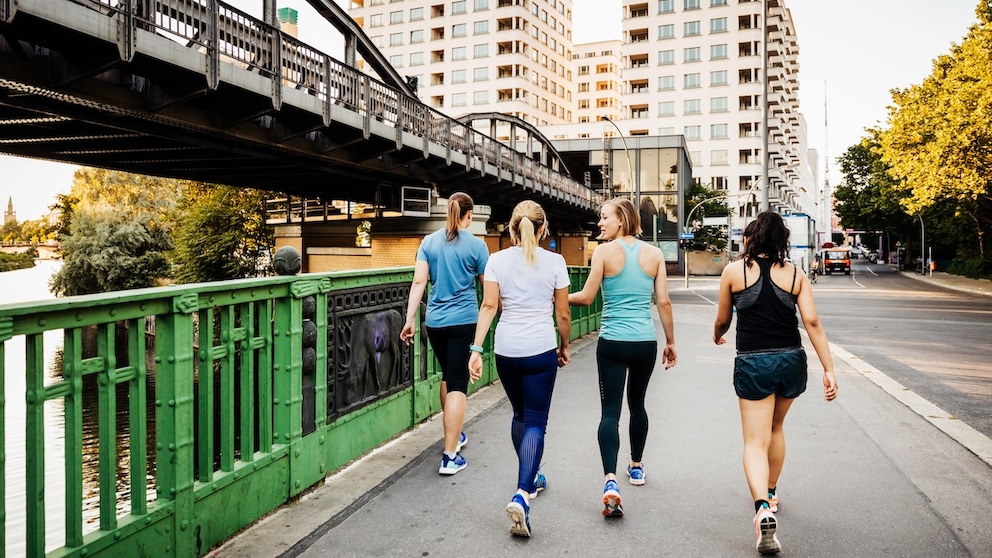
[732,257,801,352]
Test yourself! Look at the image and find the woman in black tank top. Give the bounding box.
[713,211,839,554]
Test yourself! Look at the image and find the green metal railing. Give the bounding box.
[1,265,598,557]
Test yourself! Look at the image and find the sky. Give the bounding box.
[0,0,980,220]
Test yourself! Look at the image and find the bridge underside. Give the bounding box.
[0,3,598,229]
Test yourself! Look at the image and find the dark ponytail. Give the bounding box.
[742,211,790,266]
[445,192,474,242]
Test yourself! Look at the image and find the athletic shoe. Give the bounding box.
[530,469,547,499]
[506,493,531,537]
[627,464,645,486]
[754,505,781,554]
[457,431,468,452]
[602,479,623,517]
[767,490,779,513]
[438,453,467,475]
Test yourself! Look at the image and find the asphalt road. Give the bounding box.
[674,259,992,441]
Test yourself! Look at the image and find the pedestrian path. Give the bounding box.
[208,303,992,558]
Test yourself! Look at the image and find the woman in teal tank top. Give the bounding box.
[569,198,678,518]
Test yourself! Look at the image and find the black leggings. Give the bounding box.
[596,338,658,475]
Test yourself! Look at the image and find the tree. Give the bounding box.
[170,184,276,283]
[684,182,730,252]
[49,168,184,296]
[834,135,916,255]
[50,209,172,296]
[877,1,992,259]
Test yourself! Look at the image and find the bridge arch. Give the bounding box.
[456,112,572,178]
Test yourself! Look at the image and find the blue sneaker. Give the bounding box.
[457,431,468,452]
[438,453,467,475]
[627,464,645,486]
[602,479,623,517]
[530,469,547,499]
[506,493,531,537]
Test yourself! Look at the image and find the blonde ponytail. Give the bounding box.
[508,200,549,266]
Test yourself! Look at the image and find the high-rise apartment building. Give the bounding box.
[573,40,623,123]
[612,0,816,220]
[346,0,575,127]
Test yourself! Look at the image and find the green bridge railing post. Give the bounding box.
[155,293,198,556]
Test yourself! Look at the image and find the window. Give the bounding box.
[474,0,489,9]
[452,23,467,37]
[658,24,675,40]
[578,65,590,75]
[713,176,728,190]
[658,101,675,116]
[474,91,489,104]
[578,82,590,92]
[710,70,728,86]
[710,0,727,6]
[630,79,649,93]
[370,13,383,27]
[389,54,403,67]
[710,17,727,33]
[473,67,489,81]
[410,29,424,43]
[684,0,700,9]
[658,75,675,90]
[684,73,700,88]
[658,49,675,65]
[389,33,403,46]
[452,69,467,83]
[658,0,674,13]
[683,47,700,63]
[710,43,728,60]
[689,151,701,166]
[710,124,728,138]
[452,92,467,106]
[579,99,589,109]
[452,0,467,14]
[452,46,467,60]
[711,96,728,112]
[684,125,701,140]
[711,150,728,165]
[473,44,489,57]
[684,99,701,114]
[631,105,649,118]
[410,52,424,65]
[684,21,700,36]
[659,126,676,135]
[410,7,424,20]
[389,10,403,24]
[474,21,489,34]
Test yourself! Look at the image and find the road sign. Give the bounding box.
[679,232,695,240]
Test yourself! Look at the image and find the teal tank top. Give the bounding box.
[599,240,657,342]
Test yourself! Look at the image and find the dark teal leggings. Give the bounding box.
[596,338,658,475]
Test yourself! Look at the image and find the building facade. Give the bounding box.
[346,0,576,127]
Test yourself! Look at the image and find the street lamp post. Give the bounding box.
[602,116,635,204]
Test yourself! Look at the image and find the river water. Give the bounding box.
[3,261,75,555]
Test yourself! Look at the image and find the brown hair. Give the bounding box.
[742,211,790,265]
[508,200,549,266]
[445,192,474,242]
[600,198,642,239]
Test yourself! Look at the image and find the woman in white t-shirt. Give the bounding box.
[468,200,572,539]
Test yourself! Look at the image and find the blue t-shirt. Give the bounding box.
[417,229,489,328]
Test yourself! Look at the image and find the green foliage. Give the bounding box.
[684,182,730,252]
[0,252,35,272]
[171,184,276,283]
[834,135,916,252]
[50,209,172,296]
[876,1,992,259]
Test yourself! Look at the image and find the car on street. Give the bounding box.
[823,247,852,275]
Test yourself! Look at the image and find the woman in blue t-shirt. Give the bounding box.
[569,198,677,518]
[401,192,489,476]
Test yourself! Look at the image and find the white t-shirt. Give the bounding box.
[484,246,570,358]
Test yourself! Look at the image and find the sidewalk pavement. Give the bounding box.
[208,302,992,558]
[900,268,992,297]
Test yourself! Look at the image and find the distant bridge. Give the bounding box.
[0,242,60,259]
[0,0,601,226]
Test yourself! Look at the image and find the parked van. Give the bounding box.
[823,247,851,275]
